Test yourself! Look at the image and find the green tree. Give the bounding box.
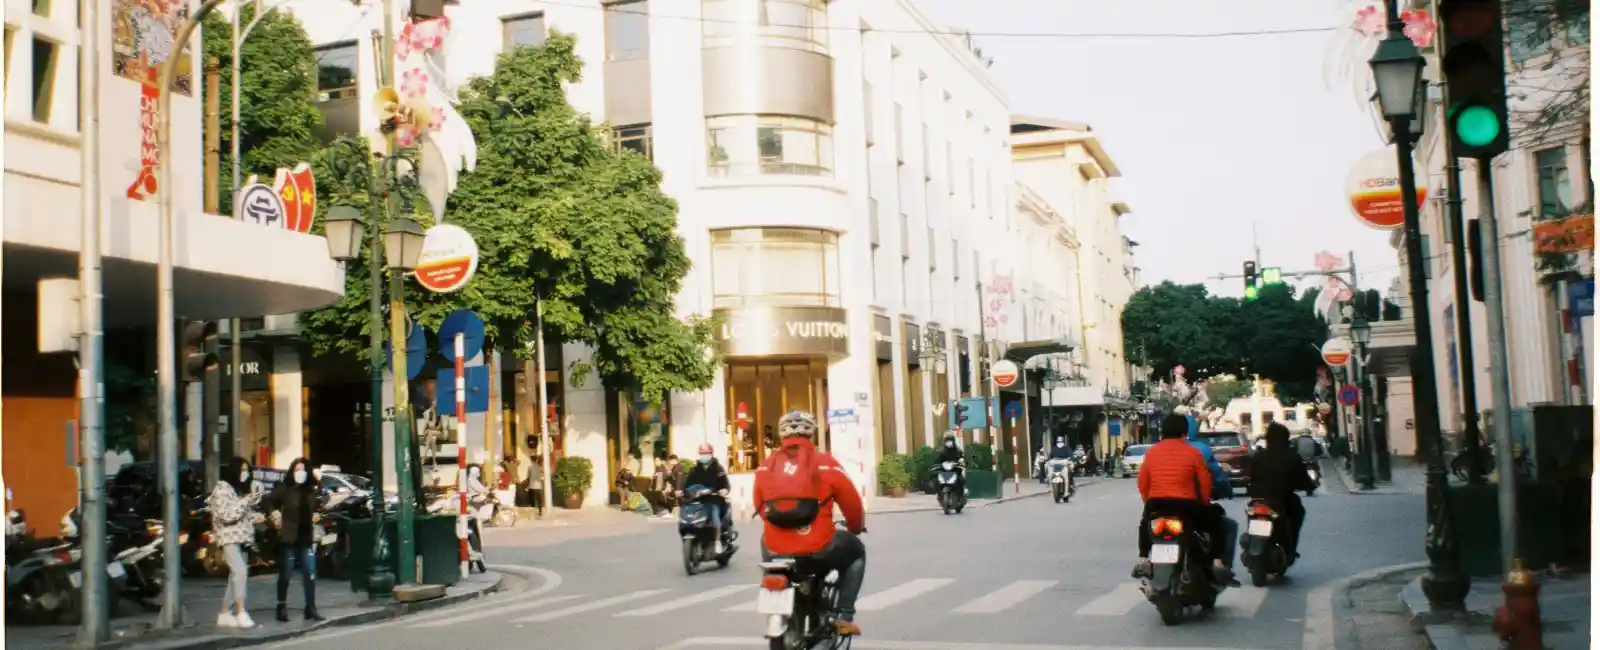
[1202,374,1254,409]
[299,34,715,400]
[201,8,323,213]
[1233,283,1327,403]
[1120,282,1242,381]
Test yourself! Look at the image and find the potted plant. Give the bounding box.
[877,453,913,498]
[553,456,593,509]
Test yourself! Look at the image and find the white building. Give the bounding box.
[3,0,344,527]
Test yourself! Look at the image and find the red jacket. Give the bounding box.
[1137,438,1213,503]
[752,439,865,556]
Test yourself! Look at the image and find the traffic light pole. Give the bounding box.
[1437,78,1486,481]
[77,0,109,640]
[1472,159,1519,574]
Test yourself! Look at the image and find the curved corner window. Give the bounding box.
[702,0,829,54]
[707,115,834,177]
[710,228,841,309]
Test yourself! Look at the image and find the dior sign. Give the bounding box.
[714,306,850,357]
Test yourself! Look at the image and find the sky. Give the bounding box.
[920,0,1403,298]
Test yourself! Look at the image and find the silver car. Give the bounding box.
[1119,445,1152,478]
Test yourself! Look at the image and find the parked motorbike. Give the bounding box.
[679,485,737,576]
[1140,506,1229,625]
[1047,458,1075,503]
[756,524,859,650]
[5,508,84,624]
[1240,498,1292,587]
[110,521,167,611]
[933,460,966,515]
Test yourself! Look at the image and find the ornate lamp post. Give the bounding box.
[1368,0,1468,609]
[1350,316,1377,490]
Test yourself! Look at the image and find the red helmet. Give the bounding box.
[697,442,714,455]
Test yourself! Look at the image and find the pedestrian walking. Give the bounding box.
[267,458,325,622]
[208,457,261,628]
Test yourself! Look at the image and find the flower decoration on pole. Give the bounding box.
[1324,0,1438,129]
[382,14,477,222]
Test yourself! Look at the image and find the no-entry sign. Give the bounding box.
[991,359,1021,388]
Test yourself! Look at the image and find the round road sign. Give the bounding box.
[415,224,479,293]
[1321,337,1354,366]
[1338,384,1361,407]
[991,359,1021,388]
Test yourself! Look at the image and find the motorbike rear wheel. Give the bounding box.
[1155,593,1182,626]
[682,538,700,576]
[1251,566,1269,587]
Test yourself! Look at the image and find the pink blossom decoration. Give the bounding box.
[1353,3,1385,36]
[395,28,413,61]
[395,123,418,148]
[428,107,445,132]
[400,68,430,98]
[407,17,450,54]
[1402,10,1436,49]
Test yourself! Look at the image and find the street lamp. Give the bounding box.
[1350,316,1377,490]
[323,206,365,263]
[1350,317,1373,346]
[384,217,427,271]
[1368,0,1468,610]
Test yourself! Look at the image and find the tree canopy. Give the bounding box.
[1121,281,1328,403]
[298,33,715,400]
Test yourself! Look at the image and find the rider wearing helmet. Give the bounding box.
[682,442,732,553]
[753,410,867,637]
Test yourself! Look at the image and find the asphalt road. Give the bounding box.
[260,470,1427,650]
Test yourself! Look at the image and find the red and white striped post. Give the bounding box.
[455,333,469,580]
[1010,419,1021,495]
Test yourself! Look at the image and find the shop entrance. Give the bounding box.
[725,358,830,472]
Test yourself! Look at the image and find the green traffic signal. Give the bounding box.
[1262,267,1283,284]
[1452,104,1501,147]
[1244,286,1259,300]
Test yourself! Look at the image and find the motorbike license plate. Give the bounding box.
[1151,543,1181,565]
[940,475,955,484]
[1051,476,1063,483]
[757,587,795,615]
[69,571,82,588]
[107,561,125,579]
[1248,519,1273,537]
[320,534,337,546]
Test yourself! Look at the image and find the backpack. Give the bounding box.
[759,446,826,529]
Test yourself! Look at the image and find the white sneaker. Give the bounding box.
[714,542,725,555]
[217,612,238,628]
[235,611,257,628]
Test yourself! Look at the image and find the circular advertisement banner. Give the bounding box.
[1321,337,1354,367]
[1345,147,1426,230]
[414,224,479,293]
[991,359,1021,388]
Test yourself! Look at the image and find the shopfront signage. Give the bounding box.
[713,306,849,357]
[873,314,893,361]
[220,345,270,392]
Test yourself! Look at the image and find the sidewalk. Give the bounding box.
[1400,570,1590,650]
[1326,455,1428,496]
[5,571,504,650]
[868,475,1105,514]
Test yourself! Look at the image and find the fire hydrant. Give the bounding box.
[1492,558,1544,650]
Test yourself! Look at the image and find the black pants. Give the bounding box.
[1138,499,1224,564]
[762,532,867,621]
[1281,494,1306,557]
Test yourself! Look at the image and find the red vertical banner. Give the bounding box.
[126,84,160,201]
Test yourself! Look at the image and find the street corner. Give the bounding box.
[487,563,564,598]
[1302,560,1429,650]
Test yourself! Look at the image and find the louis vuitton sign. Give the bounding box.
[714,306,850,357]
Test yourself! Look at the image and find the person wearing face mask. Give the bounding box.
[934,434,966,493]
[681,443,732,554]
[266,458,325,622]
[208,457,262,628]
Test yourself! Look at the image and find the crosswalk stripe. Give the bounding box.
[617,584,750,617]
[511,589,671,623]
[723,597,759,612]
[1074,582,1145,616]
[951,580,1056,614]
[409,594,584,628]
[854,578,955,612]
[1220,585,1270,618]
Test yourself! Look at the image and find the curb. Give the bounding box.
[1303,561,1429,650]
[112,572,508,650]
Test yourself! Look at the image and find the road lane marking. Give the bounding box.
[409,594,584,628]
[1220,584,1270,618]
[511,588,670,623]
[951,580,1056,614]
[1074,582,1145,616]
[853,578,955,612]
[723,597,759,612]
[617,584,750,617]
[658,637,1275,650]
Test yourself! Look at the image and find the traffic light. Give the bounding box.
[1261,266,1283,285]
[1243,261,1259,300]
[952,401,970,429]
[182,320,220,382]
[1439,0,1510,159]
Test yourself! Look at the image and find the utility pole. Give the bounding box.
[1350,251,1379,490]
[204,62,222,493]
[1473,159,1518,572]
[975,277,995,447]
[535,296,553,514]
[76,0,109,641]
[1438,79,1485,480]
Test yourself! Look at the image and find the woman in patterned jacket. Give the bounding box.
[209,457,262,628]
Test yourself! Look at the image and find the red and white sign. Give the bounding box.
[414,224,479,293]
[991,359,1021,388]
[1321,338,1354,367]
[126,84,160,201]
[1346,147,1426,230]
[273,163,317,233]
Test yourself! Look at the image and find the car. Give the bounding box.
[1119,445,1152,478]
[1193,430,1251,486]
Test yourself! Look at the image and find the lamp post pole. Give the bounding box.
[1370,0,1468,610]
[77,0,108,641]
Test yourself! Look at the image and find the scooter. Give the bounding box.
[1304,462,1320,497]
[757,523,859,650]
[933,461,967,515]
[678,485,737,576]
[1239,498,1292,587]
[1140,505,1229,626]
[1047,458,1075,503]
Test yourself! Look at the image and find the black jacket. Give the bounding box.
[683,459,730,493]
[936,445,964,463]
[1247,445,1316,501]
[268,461,324,545]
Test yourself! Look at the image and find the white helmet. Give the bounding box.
[777,410,819,438]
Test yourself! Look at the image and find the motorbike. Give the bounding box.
[318,492,367,580]
[678,485,737,576]
[1304,462,1320,497]
[1046,458,1075,503]
[110,521,167,611]
[5,509,85,624]
[473,491,518,529]
[757,523,859,650]
[933,461,966,514]
[1240,498,1292,587]
[1140,505,1229,625]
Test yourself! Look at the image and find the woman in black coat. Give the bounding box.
[267,457,325,622]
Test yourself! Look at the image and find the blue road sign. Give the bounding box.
[438,310,486,361]
[1109,420,1122,437]
[384,320,428,380]
[1003,401,1023,423]
[1569,279,1594,317]
[950,397,991,429]
[436,365,491,414]
[1338,384,1361,407]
